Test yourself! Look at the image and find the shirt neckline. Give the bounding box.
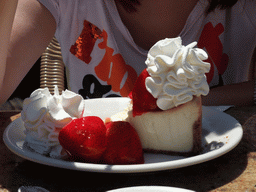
[104,0,208,54]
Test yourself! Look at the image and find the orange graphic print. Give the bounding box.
[95,30,137,96]
[198,22,229,84]
[70,20,138,97]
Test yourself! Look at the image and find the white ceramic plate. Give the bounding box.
[107,186,195,192]
[3,98,243,173]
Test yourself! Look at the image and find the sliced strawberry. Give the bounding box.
[103,121,144,165]
[128,91,133,99]
[58,116,107,163]
[131,69,161,116]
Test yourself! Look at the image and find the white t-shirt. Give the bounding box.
[37,0,256,99]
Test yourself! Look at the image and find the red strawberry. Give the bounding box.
[58,116,107,163]
[131,69,161,116]
[103,121,144,165]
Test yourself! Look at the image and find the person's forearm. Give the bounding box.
[0,0,18,88]
[202,81,254,106]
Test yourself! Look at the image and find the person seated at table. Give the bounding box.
[0,0,255,107]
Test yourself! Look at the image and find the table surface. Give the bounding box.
[0,107,256,192]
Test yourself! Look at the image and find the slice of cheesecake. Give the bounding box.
[110,96,202,156]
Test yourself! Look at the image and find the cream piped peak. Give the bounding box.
[21,86,84,158]
[145,37,210,110]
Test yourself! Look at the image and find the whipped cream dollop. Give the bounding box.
[145,37,210,110]
[21,86,84,158]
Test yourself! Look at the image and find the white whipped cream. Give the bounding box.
[145,37,210,110]
[21,86,84,158]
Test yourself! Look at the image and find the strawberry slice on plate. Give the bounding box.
[58,116,107,163]
[104,121,144,165]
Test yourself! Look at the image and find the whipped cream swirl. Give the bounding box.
[145,37,210,110]
[21,86,84,158]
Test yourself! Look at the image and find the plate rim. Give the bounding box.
[107,186,196,192]
[3,98,243,173]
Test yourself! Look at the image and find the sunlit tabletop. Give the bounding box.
[0,106,255,192]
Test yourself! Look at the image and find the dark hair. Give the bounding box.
[207,0,239,13]
[116,0,239,13]
[116,0,141,13]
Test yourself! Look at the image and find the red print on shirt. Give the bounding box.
[70,20,103,64]
[70,20,138,97]
[197,22,229,84]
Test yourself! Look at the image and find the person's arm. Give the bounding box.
[203,48,256,107]
[0,0,56,105]
[0,0,18,95]
[202,80,254,106]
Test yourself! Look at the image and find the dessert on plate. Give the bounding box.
[21,86,84,158]
[21,86,144,164]
[21,36,210,164]
[110,37,210,156]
